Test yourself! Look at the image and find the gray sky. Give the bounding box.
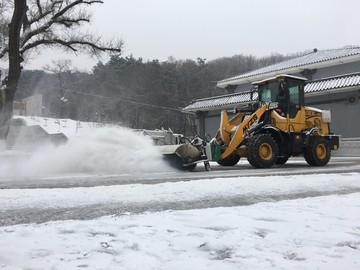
[18,0,360,71]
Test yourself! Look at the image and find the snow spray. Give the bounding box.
[0,126,171,177]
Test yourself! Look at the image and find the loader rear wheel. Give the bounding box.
[247,134,279,168]
[217,153,240,166]
[304,137,330,166]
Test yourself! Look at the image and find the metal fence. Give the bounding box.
[333,137,360,157]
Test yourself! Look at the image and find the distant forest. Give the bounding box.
[16,52,297,135]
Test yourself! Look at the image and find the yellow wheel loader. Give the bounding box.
[213,74,340,168]
[163,74,340,170]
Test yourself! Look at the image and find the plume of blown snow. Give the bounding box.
[0,126,172,177]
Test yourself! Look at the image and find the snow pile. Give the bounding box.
[0,124,171,177]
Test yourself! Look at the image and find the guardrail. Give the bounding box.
[333,137,360,157]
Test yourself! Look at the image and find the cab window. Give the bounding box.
[259,81,278,103]
[289,82,300,105]
[287,79,305,106]
[287,79,305,118]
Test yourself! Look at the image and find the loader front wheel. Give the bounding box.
[247,134,279,168]
[217,152,240,166]
[304,136,330,166]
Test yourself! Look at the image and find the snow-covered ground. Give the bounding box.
[1,116,360,269]
[1,173,360,213]
[1,191,360,270]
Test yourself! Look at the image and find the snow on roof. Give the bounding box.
[183,91,258,112]
[12,116,109,138]
[183,72,360,112]
[306,72,360,95]
[217,46,360,88]
[252,74,307,86]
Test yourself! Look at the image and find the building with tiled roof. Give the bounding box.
[183,46,360,138]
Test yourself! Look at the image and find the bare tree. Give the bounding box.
[44,59,72,118]
[0,0,122,139]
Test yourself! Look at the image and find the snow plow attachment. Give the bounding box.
[159,137,212,171]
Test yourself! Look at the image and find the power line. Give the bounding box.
[64,89,184,113]
[16,79,187,113]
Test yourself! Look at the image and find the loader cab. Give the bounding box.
[254,75,306,118]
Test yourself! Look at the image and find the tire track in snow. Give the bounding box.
[1,188,360,226]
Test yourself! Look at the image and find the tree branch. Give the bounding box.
[0,48,8,59]
[20,37,122,55]
[36,0,43,15]
[2,0,122,60]
[55,17,90,28]
[28,9,53,26]
[52,0,103,20]
[21,38,78,53]
[20,22,53,48]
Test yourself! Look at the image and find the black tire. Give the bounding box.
[184,164,197,172]
[304,136,330,166]
[247,134,279,168]
[217,153,241,166]
[276,156,289,165]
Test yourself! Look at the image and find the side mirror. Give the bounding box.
[232,107,240,114]
[268,102,279,110]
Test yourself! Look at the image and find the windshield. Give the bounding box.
[258,81,279,103]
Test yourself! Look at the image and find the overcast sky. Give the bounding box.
[14,0,360,71]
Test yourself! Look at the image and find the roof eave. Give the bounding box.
[216,54,360,89]
[183,101,254,113]
[306,85,360,97]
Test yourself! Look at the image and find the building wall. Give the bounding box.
[198,110,239,138]
[13,101,26,116]
[204,113,221,137]
[23,94,43,116]
[313,62,360,80]
[318,101,360,138]
[307,89,360,138]
[234,83,253,93]
[196,111,220,137]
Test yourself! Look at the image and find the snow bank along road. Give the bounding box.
[1,157,360,226]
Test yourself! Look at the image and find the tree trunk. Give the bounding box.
[0,0,27,139]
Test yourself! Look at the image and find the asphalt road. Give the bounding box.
[1,157,360,226]
[1,157,360,189]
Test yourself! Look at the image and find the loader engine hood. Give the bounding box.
[304,106,332,123]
